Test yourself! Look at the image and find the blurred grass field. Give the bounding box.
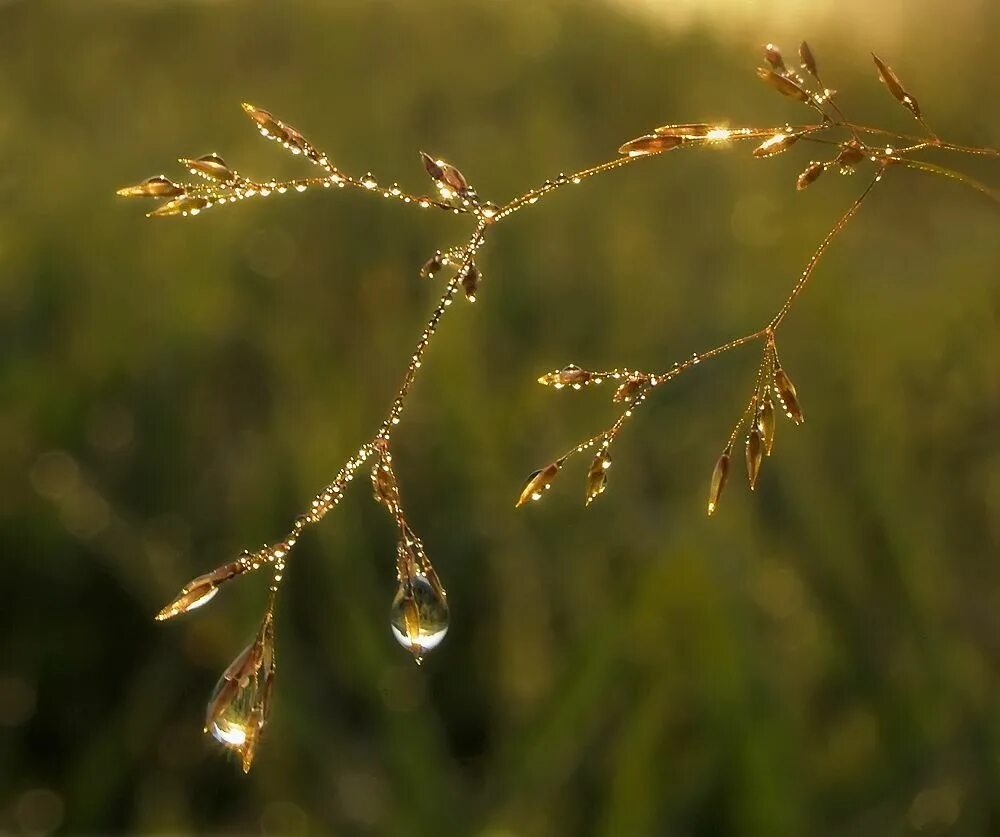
[1,0,999,834]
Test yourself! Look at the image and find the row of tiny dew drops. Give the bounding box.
[118,40,996,772]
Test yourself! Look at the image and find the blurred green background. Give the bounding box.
[2,0,999,834]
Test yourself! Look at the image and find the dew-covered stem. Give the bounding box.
[768,169,883,331]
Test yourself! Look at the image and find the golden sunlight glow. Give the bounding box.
[209,720,248,748]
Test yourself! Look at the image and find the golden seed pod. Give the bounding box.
[773,366,804,424]
[763,43,786,71]
[753,132,800,158]
[242,103,317,159]
[419,151,445,181]
[759,392,776,456]
[155,560,244,621]
[796,162,825,191]
[156,577,218,620]
[419,250,443,279]
[799,41,819,81]
[516,461,562,508]
[180,153,235,183]
[241,103,290,142]
[755,67,812,103]
[421,152,470,194]
[461,263,481,301]
[148,196,210,217]
[653,122,713,138]
[585,451,610,506]
[707,449,731,516]
[872,53,922,119]
[618,134,683,156]
[746,426,763,491]
[116,175,186,199]
[440,162,469,194]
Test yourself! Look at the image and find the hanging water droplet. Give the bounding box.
[204,615,275,773]
[205,668,254,740]
[389,573,449,662]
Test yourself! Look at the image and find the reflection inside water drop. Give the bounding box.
[389,573,449,661]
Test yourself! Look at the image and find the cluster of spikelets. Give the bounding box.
[119,41,997,772]
[524,335,803,517]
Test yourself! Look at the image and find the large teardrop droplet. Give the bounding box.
[389,574,449,663]
[206,672,254,746]
[204,668,265,773]
[204,616,274,773]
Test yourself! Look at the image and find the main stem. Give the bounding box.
[264,152,654,586]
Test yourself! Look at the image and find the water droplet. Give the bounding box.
[389,574,449,661]
[205,671,264,772]
[204,619,275,773]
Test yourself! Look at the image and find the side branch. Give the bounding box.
[769,169,883,330]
